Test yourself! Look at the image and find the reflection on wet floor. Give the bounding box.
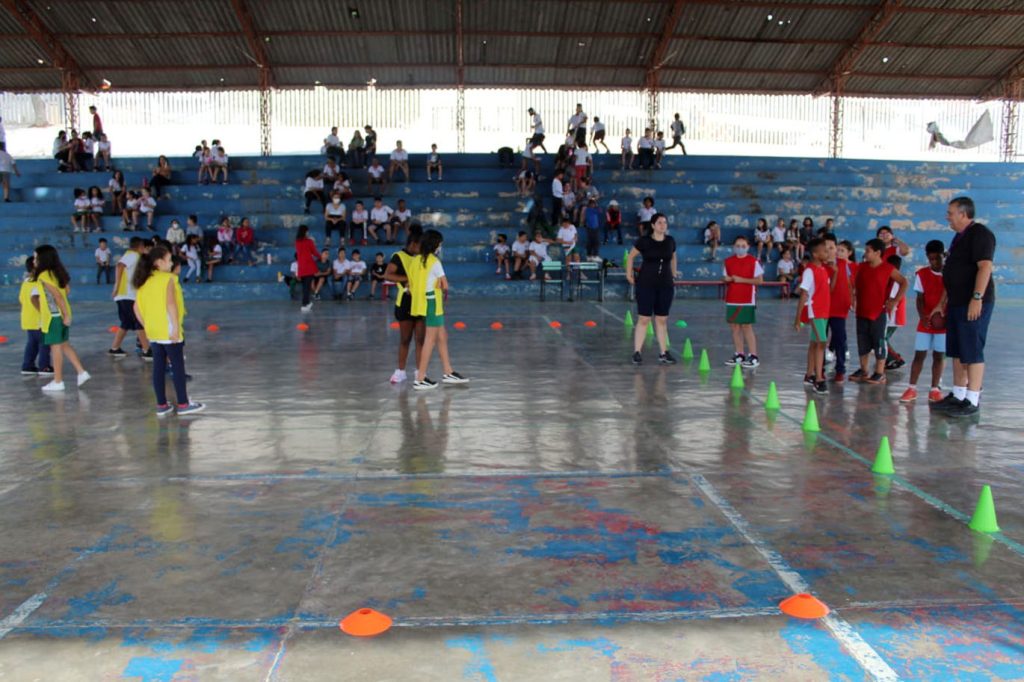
[1,299,1023,680]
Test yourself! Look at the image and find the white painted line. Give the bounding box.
[0,592,48,639]
[690,473,900,682]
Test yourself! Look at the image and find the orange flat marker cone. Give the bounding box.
[389,321,400,330]
[490,321,503,330]
[296,323,309,331]
[584,320,597,327]
[549,320,562,329]
[454,321,467,330]
[108,325,119,333]
[0,335,7,344]
[339,608,393,637]
[779,594,830,619]
[206,324,220,333]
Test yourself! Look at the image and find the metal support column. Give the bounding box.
[61,70,79,132]
[829,77,844,159]
[1000,79,1022,163]
[259,68,272,157]
[645,88,659,133]
[456,87,466,153]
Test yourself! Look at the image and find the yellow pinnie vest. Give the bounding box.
[19,278,43,331]
[37,270,70,333]
[394,250,415,308]
[409,253,443,317]
[136,271,187,341]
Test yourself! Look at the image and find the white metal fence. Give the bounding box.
[0,88,1013,162]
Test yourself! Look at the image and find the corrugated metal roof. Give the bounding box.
[0,0,1022,98]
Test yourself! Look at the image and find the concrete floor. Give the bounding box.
[1,296,1023,681]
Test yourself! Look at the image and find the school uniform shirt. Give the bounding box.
[798,263,831,322]
[95,248,111,265]
[556,225,578,250]
[351,209,368,225]
[136,271,186,343]
[90,197,104,214]
[654,139,666,154]
[511,240,530,258]
[82,138,95,155]
[854,261,895,319]
[592,121,605,135]
[493,243,510,257]
[638,137,654,150]
[568,113,586,130]
[349,260,368,277]
[370,206,393,224]
[107,178,122,193]
[827,260,853,319]
[771,226,787,244]
[184,244,200,262]
[428,151,441,164]
[322,164,339,178]
[887,280,907,327]
[0,151,14,173]
[289,261,298,277]
[166,225,185,244]
[777,259,796,276]
[531,114,544,135]
[325,134,341,147]
[724,255,764,306]
[367,165,385,179]
[393,208,412,223]
[574,149,590,167]
[333,178,352,193]
[333,258,351,277]
[139,196,156,214]
[551,178,564,200]
[295,237,319,277]
[304,177,324,192]
[74,196,91,214]
[529,241,550,262]
[210,244,224,263]
[125,197,139,211]
[914,267,946,334]
[213,153,229,166]
[390,149,408,162]
[621,136,633,152]
[19,278,42,331]
[98,140,111,154]
[670,120,685,137]
[325,201,346,218]
[754,228,771,244]
[638,206,656,223]
[115,251,141,301]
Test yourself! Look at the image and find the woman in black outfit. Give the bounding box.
[626,212,678,365]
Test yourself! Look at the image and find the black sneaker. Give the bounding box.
[108,348,126,357]
[813,380,828,394]
[885,357,905,371]
[741,354,760,368]
[865,373,886,385]
[848,369,867,383]
[141,350,154,362]
[38,367,54,376]
[21,367,39,376]
[658,351,677,365]
[945,400,979,418]
[803,374,815,385]
[442,372,469,384]
[725,353,745,366]
[413,377,438,391]
[930,393,961,411]
[632,351,642,365]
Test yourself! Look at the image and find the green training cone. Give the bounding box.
[802,400,820,432]
[698,349,711,373]
[730,364,745,390]
[870,436,895,475]
[765,381,781,411]
[968,485,1001,534]
[624,311,634,327]
[646,321,654,337]
[682,338,694,360]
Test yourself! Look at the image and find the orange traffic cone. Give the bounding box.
[779,593,830,619]
[339,608,393,637]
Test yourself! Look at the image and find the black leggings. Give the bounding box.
[305,190,326,211]
[152,342,188,406]
[150,174,171,198]
[301,275,314,306]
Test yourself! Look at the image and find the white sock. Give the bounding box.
[966,390,980,407]
[953,385,967,401]
[908,383,917,390]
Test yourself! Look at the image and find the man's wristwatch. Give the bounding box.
[972,292,983,301]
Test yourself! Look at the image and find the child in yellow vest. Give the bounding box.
[410,229,469,390]
[18,257,53,377]
[132,245,205,417]
[33,245,90,391]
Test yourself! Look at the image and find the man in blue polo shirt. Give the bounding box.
[933,196,995,417]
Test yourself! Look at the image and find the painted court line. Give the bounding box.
[747,389,1024,559]
[689,473,901,682]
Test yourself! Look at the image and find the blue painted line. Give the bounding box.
[745,388,1024,558]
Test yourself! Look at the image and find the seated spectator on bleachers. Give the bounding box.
[777,248,796,298]
[388,141,410,182]
[369,197,395,244]
[206,242,224,282]
[332,247,350,298]
[654,131,666,169]
[150,156,172,199]
[138,188,157,231]
[348,130,364,168]
[71,188,90,233]
[303,170,326,215]
[211,146,229,184]
[324,192,347,246]
[363,125,378,164]
[557,217,580,266]
[494,234,511,280]
[235,217,256,266]
[87,186,104,231]
[511,231,533,279]
[332,171,353,199]
[282,253,299,298]
[637,196,656,237]
[704,220,721,261]
[197,146,213,184]
[107,170,125,213]
[637,128,655,169]
[79,131,96,171]
[515,159,536,197]
[122,191,139,230]
[312,248,332,300]
[53,130,72,172]
[426,144,443,181]
[68,130,87,172]
[621,128,634,170]
[370,253,388,298]
[185,214,203,241]
[754,218,773,263]
[322,157,340,185]
[349,201,368,245]
[604,199,623,245]
[0,142,18,202]
[367,158,387,193]
[166,219,185,254]
[323,126,343,160]
[391,199,412,241]
[529,231,553,280]
[183,234,202,283]
[772,218,788,260]
[786,219,802,259]
[216,218,235,262]
[345,250,367,300]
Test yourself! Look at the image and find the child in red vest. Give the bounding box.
[723,235,764,367]
[884,254,908,370]
[825,235,854,382]
[795,238,832,393]
[851,239,908,384]
[899,240,947,403]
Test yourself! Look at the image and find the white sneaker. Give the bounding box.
[442,372,469,384]
[825,350,836,364]
[300,303,313,312]
[413,378,438,390]
[42,380,65,392]
[77,371,91,387]
[389,369,407,384]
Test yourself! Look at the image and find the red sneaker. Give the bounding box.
[832,373,845,384]
[928,387,943,403]
[899,387,918,403]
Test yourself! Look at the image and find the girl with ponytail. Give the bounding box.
[409,229,468,389]
[133,245,205,416]
[33,244,90,392]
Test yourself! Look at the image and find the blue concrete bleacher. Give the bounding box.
[2,153,1023,301]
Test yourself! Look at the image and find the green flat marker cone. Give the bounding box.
[730,364,745,390]
[675,320,688,329]
[682,338,694,360]
[802,400,820,432]
[870,436,895,475]
[765,381,781,410]
[698,349,711,373]
[624,311,634,327]
[968,485,1000,534]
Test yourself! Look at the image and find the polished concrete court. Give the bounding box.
[1,297,1023,681]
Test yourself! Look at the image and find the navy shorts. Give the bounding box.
[117,299,142,331]
[945,303,993,364]
[635,285,674,317]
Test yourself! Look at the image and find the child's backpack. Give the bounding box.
[497,147,514,167]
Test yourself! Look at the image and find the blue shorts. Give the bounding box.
[635,285,674,317]
[945,303,993,364]
[914,332,946,354]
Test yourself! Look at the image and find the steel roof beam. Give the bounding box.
[979,51,1024,99]
[0,0,89,88]
[228,0,273,86]
[646,0,688,91]
[817,0,903,94]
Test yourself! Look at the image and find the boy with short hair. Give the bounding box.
[723,235,764,368]
[795,238,832,393]
[511,231,532,279]
[110,236,152,358]
[884,255,908,370]
[777,248,796,299]
[370,252,388,298]
[95,238,113,285]
[851,238,908,384]
[426,144,443,181]
[332,247,350,300]
[529,231,552,279]
[899,240,947,403]
[346,249,367,300]
[825,234,853,382]
[493,233,511,279]
[556,217,580,266]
